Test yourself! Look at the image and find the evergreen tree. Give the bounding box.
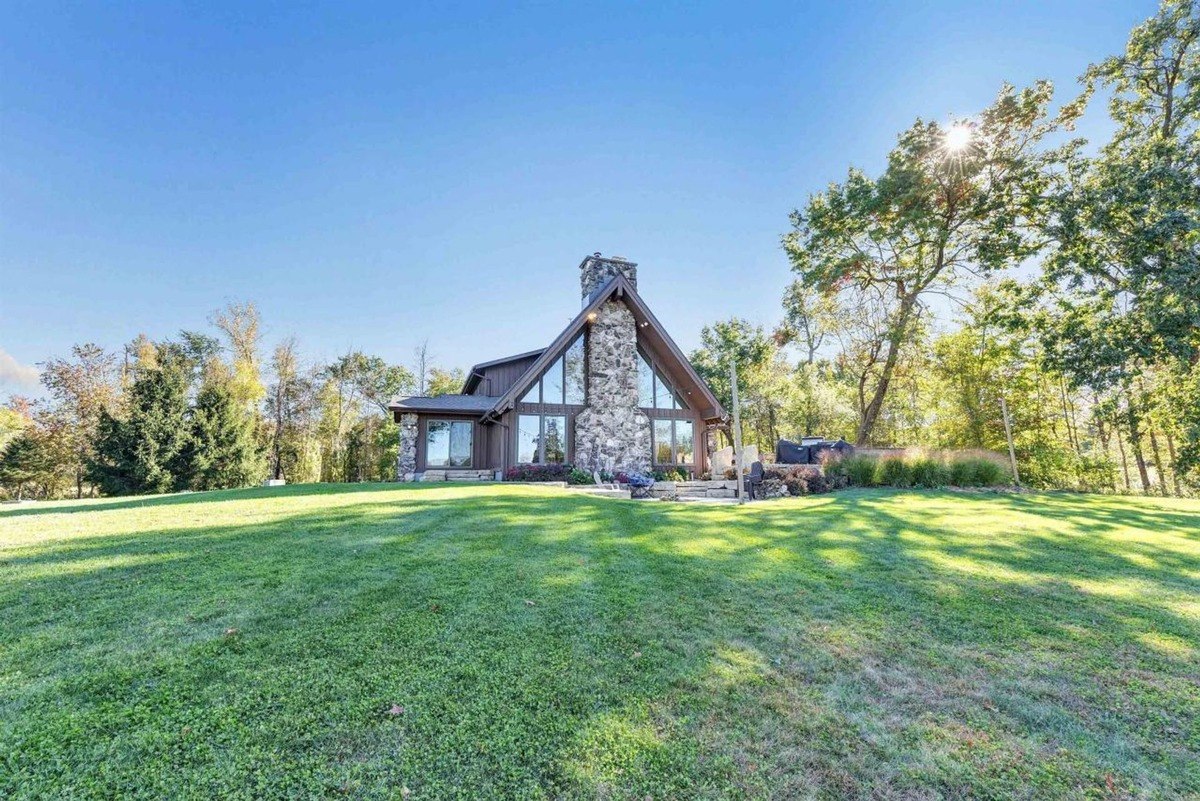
[185,380,262,490]
[87,360,191,495]
[0,433,50,500]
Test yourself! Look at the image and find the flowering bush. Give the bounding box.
[624,472,655,489]
[503,463,573,482]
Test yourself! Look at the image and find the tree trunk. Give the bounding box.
[1115,424,1131,491]
[1148,429,1168,496]
[855,296,918,446]
[1126,403,1151,493]
[1165,431,1181,497]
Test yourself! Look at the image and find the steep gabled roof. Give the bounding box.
[484,274,726,422]
[461,348,544,394]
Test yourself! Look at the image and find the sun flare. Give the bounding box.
[944,123,973,152]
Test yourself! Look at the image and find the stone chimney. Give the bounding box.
[579,253,637,307]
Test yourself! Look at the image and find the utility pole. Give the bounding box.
[729,362,745,504]
[1000,396,1020,486]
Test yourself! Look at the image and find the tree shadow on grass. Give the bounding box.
[0,480,460,519]
[1,487,1198,798]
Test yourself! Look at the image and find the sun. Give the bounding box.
[944,123,973,152]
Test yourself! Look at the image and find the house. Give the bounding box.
[388,254,728,481]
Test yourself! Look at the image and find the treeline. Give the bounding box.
[0,303,463,499]
[691,1,1200,495]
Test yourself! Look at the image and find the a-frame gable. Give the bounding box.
[484,275,726,422]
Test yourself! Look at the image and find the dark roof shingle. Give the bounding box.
[387,394,500,413]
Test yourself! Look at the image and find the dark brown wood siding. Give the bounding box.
[471,356,540,397]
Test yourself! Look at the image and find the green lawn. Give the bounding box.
[1,485,1198,799]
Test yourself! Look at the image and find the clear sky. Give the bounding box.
[0,1,1152,394]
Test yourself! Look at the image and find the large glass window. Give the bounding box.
[638,352,654,408]
[543,415,567,463]
[654,419,673,463]
[652,419,694,466]
[517,414,540,463]
[675,421,694,463]
[638,349,687,411]
[564,336,586,405]
[517,414,568,464]
[427,420,473,467]
[544,356,564,406]
[520,335,586,406]
[655,369,674,410]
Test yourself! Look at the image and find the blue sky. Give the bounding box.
[1,1,1151,393]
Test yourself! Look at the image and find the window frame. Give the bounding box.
[651,418,695,468]
[519,335,587,408]
[637,346,688,412]
[425,418,474,468]
[515,413,570,464]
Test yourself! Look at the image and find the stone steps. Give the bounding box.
[418,470,495,482]
[564,485,630,499]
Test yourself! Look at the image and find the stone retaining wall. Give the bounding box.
[649,479,740,500]
[419,469,494,482]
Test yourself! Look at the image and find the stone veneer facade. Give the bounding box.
[397,413,418,481]
[573,256,651,475]
[579,254,637,307]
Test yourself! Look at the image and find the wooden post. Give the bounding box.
[1000,396,1020,486]
[730,362,745,504]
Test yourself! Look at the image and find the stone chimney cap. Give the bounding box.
[578,253,638,305]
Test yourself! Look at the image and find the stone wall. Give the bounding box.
[579,254,638,306]
[397,413,418,481]
[574,299,651,475]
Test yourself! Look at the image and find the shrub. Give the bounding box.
[909,456,950,488]
[835,455,879,487]
[801,469,830,494]
[877,457,913,487]
[948,457,1006,487]
[567,467,595,485]
[652,467,688,482]
[504,463,573,482]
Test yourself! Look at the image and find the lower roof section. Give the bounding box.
[388,394,501,414]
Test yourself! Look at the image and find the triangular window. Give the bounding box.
[518,335,586,406]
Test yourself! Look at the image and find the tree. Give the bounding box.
[265,338,320,482]
[184,379,262,490]
[0,433,51,500]
[777,282,836,365]
[210,301,265,408]
[413,340,431,395]
[87,359,191,496]
[784,81,1083,444]
[1016,0,1200,486]
[690,319,775,447]
[426,367,464,397]
[38,343,119,497]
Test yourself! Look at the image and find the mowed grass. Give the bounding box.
[1,485,1198,799]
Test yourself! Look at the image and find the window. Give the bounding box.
[427,420,473,467]
[517,414,568,464]
[652,419,694,465]
[564,336,586,405]
[520,335,586,406]
[637,348,687,411]
[654,419,672,463]
[638,352,654,408]
[517,415,540,463]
